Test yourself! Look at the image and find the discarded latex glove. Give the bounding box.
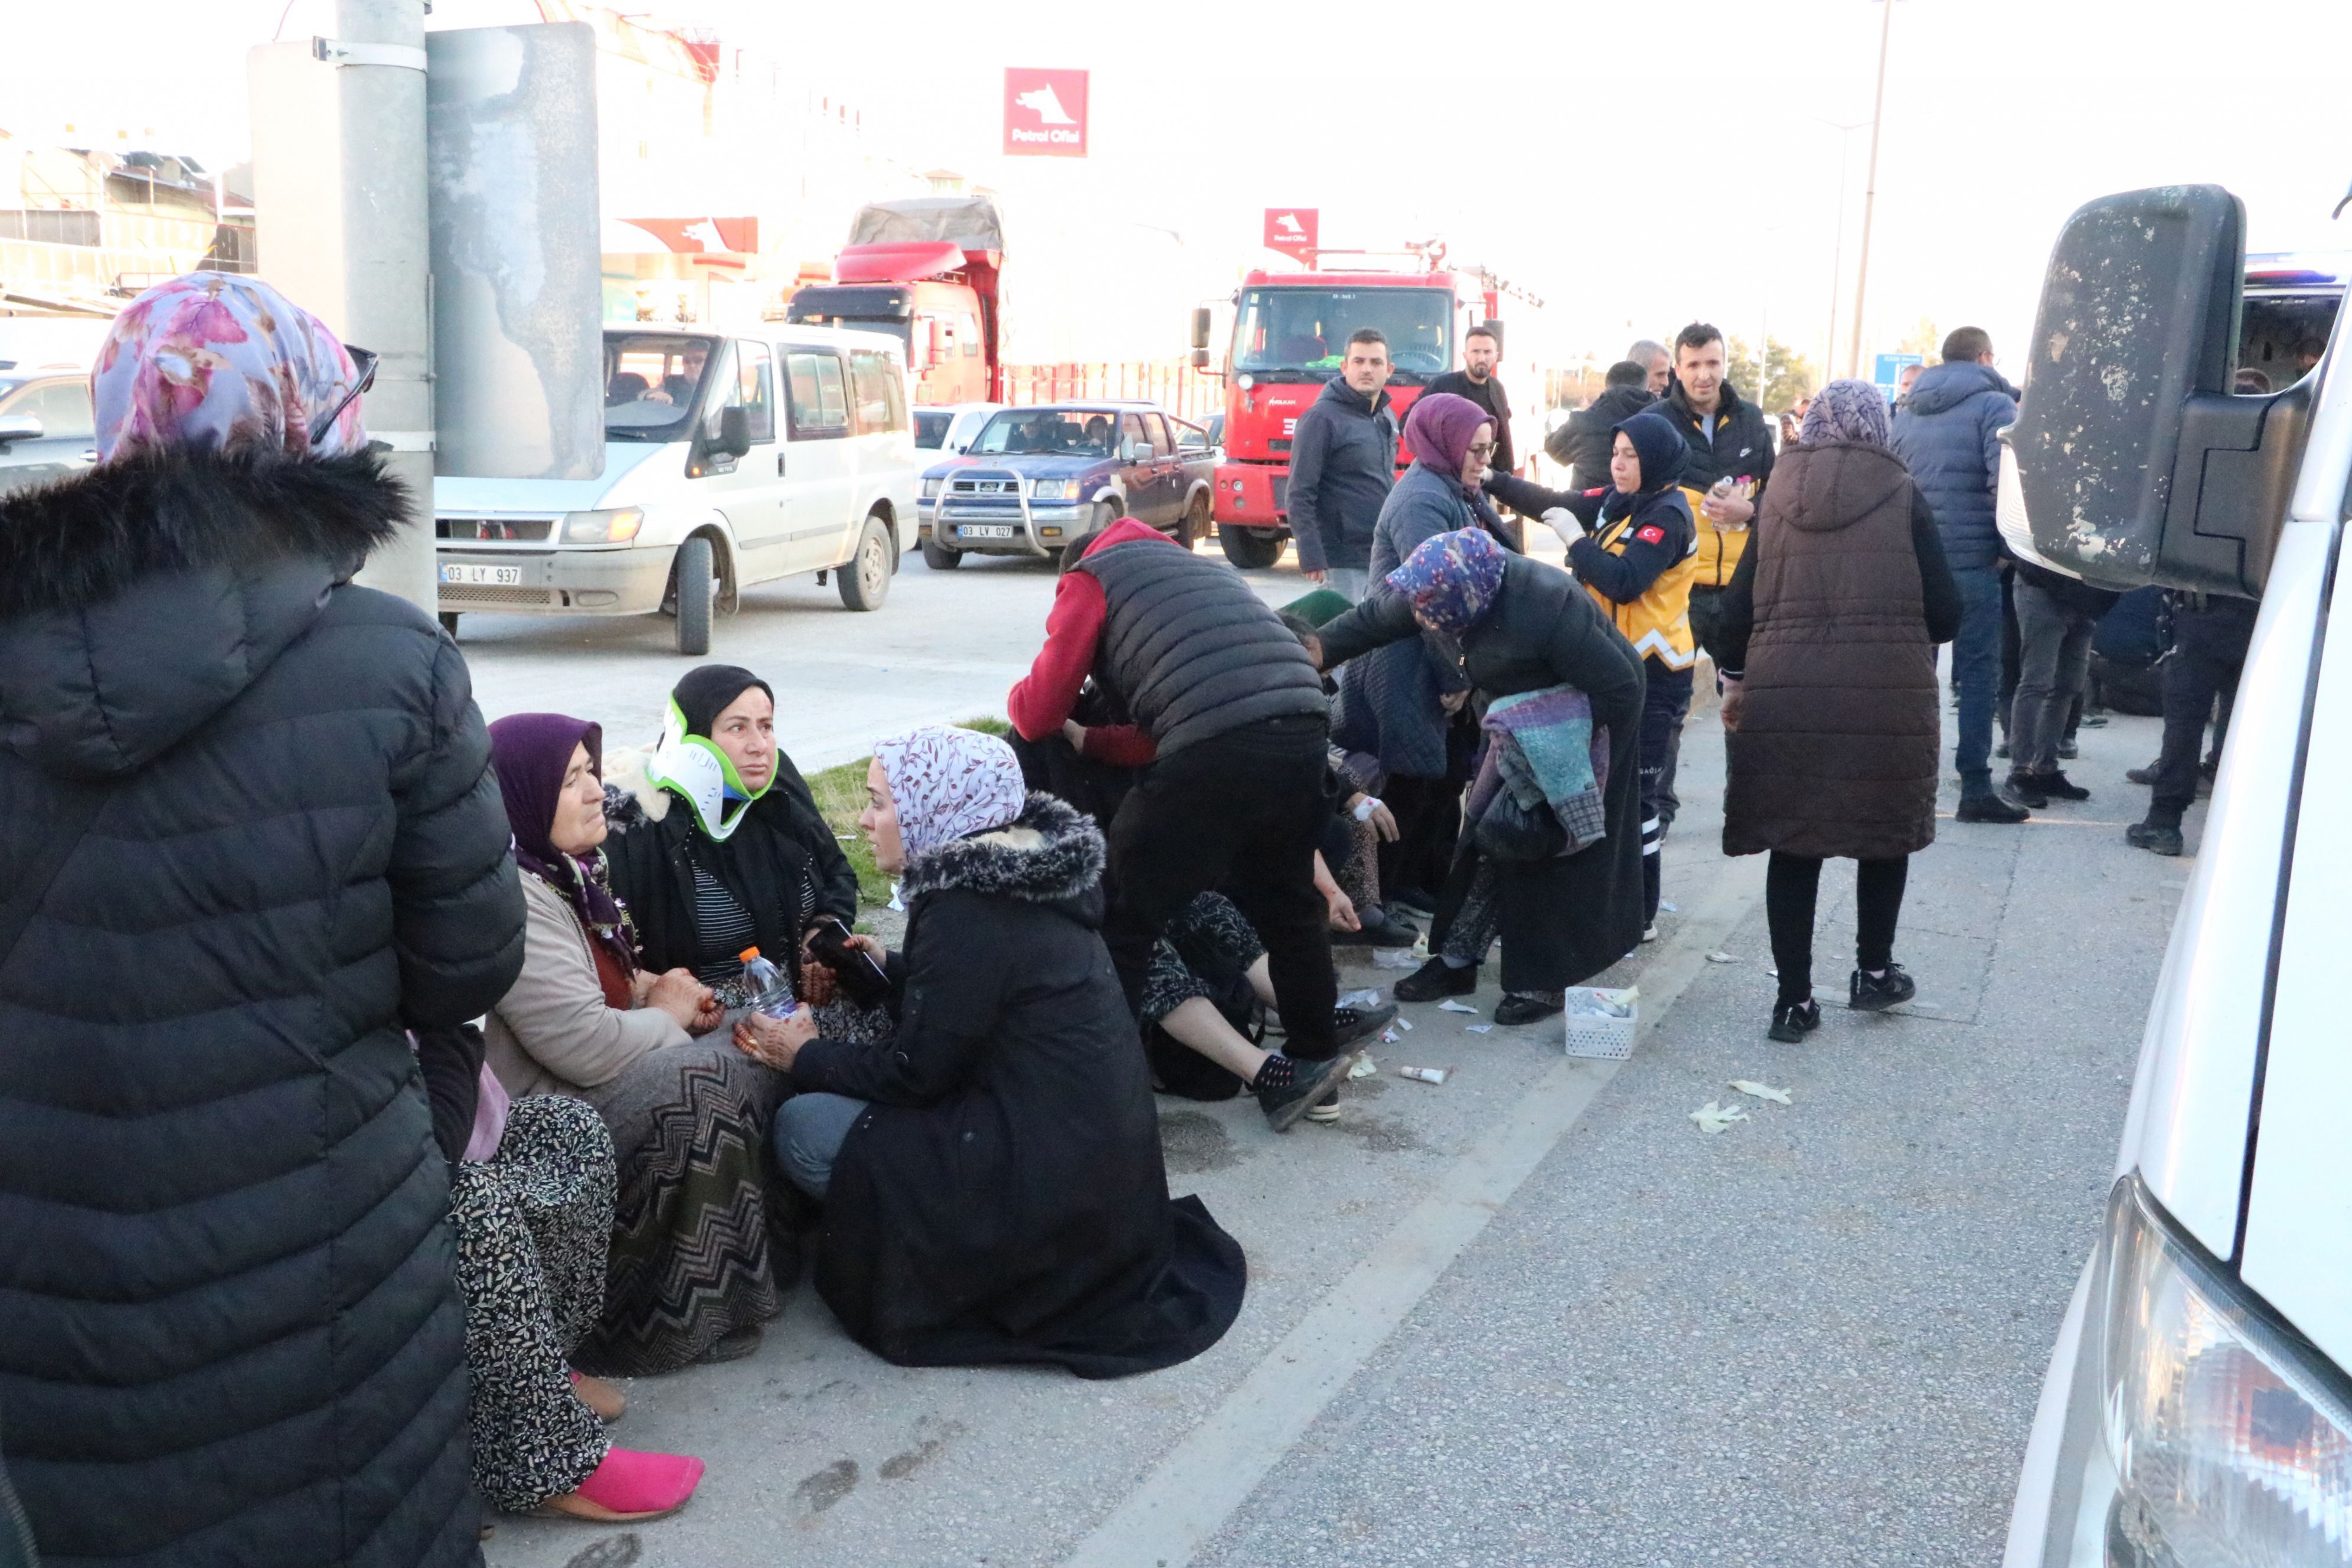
[1338,988,1383,1010]
[1730,1080,1792,1105]
[1437,999,1479,1014]
[1705,951,1741,964]
[1690,1100,1749,1134]
[1349,1053,1379,1079]
[1465,1024,1494,1035]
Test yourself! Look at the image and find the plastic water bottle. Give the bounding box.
[738,946,795,1018]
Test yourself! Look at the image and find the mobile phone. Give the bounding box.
[806,915,891,1007]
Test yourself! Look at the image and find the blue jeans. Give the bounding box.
[1951,566,2004,789]
[771,1092,869,1199]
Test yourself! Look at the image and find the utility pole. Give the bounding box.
[1846,0,1894,380]
[250,0,436,611]
[1817,118,1868,383]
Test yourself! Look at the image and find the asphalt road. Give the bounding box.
[456,541,2186,1568]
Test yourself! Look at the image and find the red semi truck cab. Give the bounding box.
[786,197,1005,406]
[1207,266,1489,569]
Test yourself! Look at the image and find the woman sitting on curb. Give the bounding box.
[734,726,1252,1376]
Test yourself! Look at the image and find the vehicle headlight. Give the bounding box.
[2100,1173,2352,1566]
[561,507,643,544]
[1031,478,1072,500]
[921,478,943,498]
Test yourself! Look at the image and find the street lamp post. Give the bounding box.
[1847,0,1895,380]
[1816,118,1869,383]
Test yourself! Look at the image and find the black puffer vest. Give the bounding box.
[1076,540,1327,757]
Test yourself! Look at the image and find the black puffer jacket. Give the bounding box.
[1546,383,1655,491]
[0,450,524,1566]
[792,794,1246,1377]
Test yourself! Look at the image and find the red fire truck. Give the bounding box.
[786,197,1005,406]
[1194,257,1498,567]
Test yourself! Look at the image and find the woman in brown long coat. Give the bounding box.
[1716,380,1964,1042]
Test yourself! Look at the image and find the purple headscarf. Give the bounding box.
[91,273,368,463]
[1385,527,1509,641]
[488,713,640,979]
[1403,392,1494,496]
[1799,377,1893,449]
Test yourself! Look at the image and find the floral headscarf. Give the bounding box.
[92,273,368,463]
[1799,377,1893,448]
[1384,527,1509,642]
[873,726,1030,860]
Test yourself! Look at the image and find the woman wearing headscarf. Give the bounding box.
[1486,407,1703,944]
[733,727,1249,1376]
[0,274,523,1562]
[1332,392,1521,915]
[1317,531,1649,1021]
[602,665,859,1005]
[1714,379,1962,1041]
[486,712,803,1375]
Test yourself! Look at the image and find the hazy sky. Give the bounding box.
[9,0,2350,375]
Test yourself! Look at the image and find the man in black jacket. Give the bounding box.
[1546,359,1657,490]
[1425,325,1515,475]
[1647,322,1778,671]
[1286,327,1399,599]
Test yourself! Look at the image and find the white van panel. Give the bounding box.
[2240,517,2352,1370]
[436,442,668,513]
[2115,514,2332,1260]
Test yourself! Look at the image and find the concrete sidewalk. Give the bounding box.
[481,700,2190,1568]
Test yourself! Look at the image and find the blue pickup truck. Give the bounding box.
[915,401,1217,567]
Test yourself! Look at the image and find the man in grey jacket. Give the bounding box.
[1286,328,1399,598]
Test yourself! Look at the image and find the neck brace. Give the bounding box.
[644,698,771,840]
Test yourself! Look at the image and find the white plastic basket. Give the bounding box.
[1562,987,1638,1059]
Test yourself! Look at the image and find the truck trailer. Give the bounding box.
[786,196,1005,406]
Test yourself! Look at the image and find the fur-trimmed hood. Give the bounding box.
[897,792,1106,914]
[0,448,409,779]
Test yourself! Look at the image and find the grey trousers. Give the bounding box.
[2011,580,2096,775]
[770,1091,869,1198]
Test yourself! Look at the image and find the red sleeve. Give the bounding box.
[1007,570,1108,741]
[1078,724,1158,767]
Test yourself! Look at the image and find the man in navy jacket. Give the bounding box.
[1287,328,1399,598]
[1893,326,2027,822]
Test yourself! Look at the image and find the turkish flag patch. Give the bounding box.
[1636,524,1667,544]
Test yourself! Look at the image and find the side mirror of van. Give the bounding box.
[2011,184,2312,597]
[716,406,753,459]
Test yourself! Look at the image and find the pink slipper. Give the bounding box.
[538,1448,705,1523]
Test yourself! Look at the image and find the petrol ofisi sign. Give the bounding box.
[1003,67,1089,158]
[1264,207,1318,262]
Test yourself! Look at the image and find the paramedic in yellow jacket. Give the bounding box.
[1485,409,1697,937]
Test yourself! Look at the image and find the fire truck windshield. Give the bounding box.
[1231,287,1453,383]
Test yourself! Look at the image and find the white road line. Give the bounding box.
[1060,852,1771,1568]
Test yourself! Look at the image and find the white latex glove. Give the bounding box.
[1541,507,1586,547]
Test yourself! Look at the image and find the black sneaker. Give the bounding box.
[1768,998,1821,1043]
[1494,992,1564,1026]
[2057,737,2079,760]
[2032,770,2090,801]
[2004,772,2049,809]
[2126,820,2184,857]
[1331,1002,1397,1050]
[1335,909,1421,947]
[1957,791,2030,824]
[1257,1053,1355,1132]
[1993,737,2011,760]
[1848,963,1917,1012]
[2126,763,2159,786]
[1394,957,1475,1002]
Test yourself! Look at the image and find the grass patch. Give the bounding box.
[805,716,1012,907]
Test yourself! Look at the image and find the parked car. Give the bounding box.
[0,372,97,496]
[433,324,917,654]
[913,401,1001,458]
[914,402,1215,568]
[1999,187,2352,1568]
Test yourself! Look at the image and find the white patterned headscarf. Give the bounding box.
[873,726,1029,859]
[92,273,368,463]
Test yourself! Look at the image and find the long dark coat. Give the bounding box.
[790,795,1245,1377]
[1319,557,1649,989]
[0,450,525,1565]
[1723,440,1942,860]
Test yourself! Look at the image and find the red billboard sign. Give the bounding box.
[1263,207,1318,261]
[1003,67,1089,158]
